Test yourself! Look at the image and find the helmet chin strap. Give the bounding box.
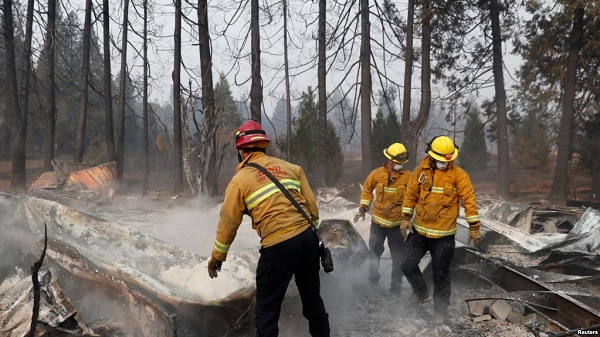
[237,150,243,163]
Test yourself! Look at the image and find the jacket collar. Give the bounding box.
[237,151,266,171]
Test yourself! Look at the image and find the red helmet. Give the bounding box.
[235,120,271,149]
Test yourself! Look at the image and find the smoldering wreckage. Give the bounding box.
[1,162,600,337]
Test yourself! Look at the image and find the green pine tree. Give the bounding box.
[371,88,401,167]
[575,112,600,176]
[213,73,243,188]
[511,110,550,171]
[459,107,488,171]
[371,110,388,167]
[291,87,343,186]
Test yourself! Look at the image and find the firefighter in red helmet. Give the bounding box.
[208,120,330,337]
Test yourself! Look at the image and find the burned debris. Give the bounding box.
[1,178,600,336]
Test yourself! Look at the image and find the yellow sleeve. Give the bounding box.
[456,168,480,223]
[359,169,378,210]
[401,168,420,216]
[212,177,246,262]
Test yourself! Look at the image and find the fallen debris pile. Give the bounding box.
[0,270,95,337]
[1,189,599,336]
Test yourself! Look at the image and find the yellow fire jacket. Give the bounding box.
[359,165,412,228]
[211,151,319,262]
[401,156,479,238]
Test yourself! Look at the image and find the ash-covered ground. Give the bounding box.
[278,253,538,337]
[108,196,551,337]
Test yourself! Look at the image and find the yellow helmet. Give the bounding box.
[383,143,409,164]
[427,136,458,162]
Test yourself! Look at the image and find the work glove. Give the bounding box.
[353,207,367,223]
[207,256,223,279]
[466,222,482,248]
[400,217,413,240]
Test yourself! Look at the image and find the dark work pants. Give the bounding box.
[401,231,455,314]
[255,228,330,337]
[368,222,406,292]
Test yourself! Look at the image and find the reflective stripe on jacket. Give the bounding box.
[401,156,479,238]
[212,152,318,261]
[359,165,412,228]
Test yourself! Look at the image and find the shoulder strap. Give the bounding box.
[246,162,318,231]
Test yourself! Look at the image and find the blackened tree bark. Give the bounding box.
[550,6,584,200]
[142,0,149,194]
[198,0,217,196]
[284,0,292,161]
[103,0,116,161]
[15,0,34,187]
[360,0,373,177]
[490,0,510,198]
[406,0,432,165]
[3,0,26,189]
[173,0,184,194]
[250,0,262,122]
[317,0,327,185]
[117,0,130,181]
[400,0,414,166]
[74,0,93,163]
[43,0,57,172]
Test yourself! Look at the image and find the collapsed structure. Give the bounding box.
[1,162,599,336]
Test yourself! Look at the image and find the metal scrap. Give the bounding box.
[62,162,116,197]
[319,219,369,268]
[459,200,599,255]
[457,251,600,332]
[28,160,93,191]
[21,195,258,336]
[3,190,600,336]
[544,207,600,254]
[0,270,96,337]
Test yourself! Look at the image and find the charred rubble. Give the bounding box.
[1,163,599,336]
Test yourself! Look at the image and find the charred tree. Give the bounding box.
[181,85,199,196]
[116,0,130,181]
[142,0,149,194]
[250,0,262,122]
[18,0,34,181]
[103,0,116,161]
[284,0,292,161]
[3,0,26,189]
[43,0,57,172]
[74,0,93,163]
[198,0,217,196]
[400,0,414,162]
[490,0,510,198]
[173,0,184,194]
[317,0,327,185]
[550,6,584,200]
[405,0,432,167]
[26,223,47,337]
[360,0,373,176]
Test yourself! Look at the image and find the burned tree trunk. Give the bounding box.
[74,0,93,164]
[27,223,47,337]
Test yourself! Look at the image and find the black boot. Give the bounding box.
[403,290,429,307]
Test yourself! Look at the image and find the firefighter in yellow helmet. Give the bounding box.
[208,120,330,337]
[354,143,412,296]
[399,135,482,323]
